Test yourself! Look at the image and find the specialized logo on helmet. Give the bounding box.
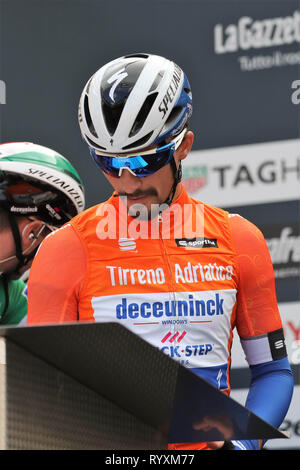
[107,67,128,103]
[158,64,182,118]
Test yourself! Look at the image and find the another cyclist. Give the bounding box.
[0,141,85,324]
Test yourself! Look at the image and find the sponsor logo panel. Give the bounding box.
[175,237,218,248]
[182,166,208,194]
[213,8,300,76]
[105,260,234,289]
[214,11,300,55]
[91,290,236,369]
[183,139,300,207]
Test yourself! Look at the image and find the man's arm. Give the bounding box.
[27,223,86,325]
[228,214,294,450]
[0,278,28,325]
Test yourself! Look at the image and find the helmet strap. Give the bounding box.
[0,273,10,321]
[162,157,182,207]
[7,212,37,275]
[7,212,25,265]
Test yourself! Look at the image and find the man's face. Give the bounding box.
[102,131,194,218]
[104,160,175,217]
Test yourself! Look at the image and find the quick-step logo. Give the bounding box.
[160,330,213,359]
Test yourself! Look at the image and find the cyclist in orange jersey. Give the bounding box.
[27,54,293,450]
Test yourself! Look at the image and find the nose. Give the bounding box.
[118,168,142,194]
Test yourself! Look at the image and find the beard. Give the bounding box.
[116,188,158,220]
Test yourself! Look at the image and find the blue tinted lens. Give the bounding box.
[90,143,175,178]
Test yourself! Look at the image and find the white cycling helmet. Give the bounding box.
[78,53,192,154]
[0,142,85,226]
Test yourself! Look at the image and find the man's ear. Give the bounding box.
[21,219,46,247]
[174,131,194,162]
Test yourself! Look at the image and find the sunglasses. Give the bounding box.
[90,129,186,178]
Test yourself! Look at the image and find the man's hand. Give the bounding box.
[193,414,234,449]
[206,441,225,450]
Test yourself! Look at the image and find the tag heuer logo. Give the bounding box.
[182,166,207,194]
[175,237,218,248]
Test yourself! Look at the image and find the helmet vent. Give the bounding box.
[124,53,149,59]
[129,92,158,138]
[84,134,106,151]
[165,105,183,127]
[148,71,165,93]
[122,131,153,151]
[184,86,192,98]
[102,100,126,136]
[84,95,98,138]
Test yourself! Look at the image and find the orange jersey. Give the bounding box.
[27,185,283,450]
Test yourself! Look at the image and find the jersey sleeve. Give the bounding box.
[0,279,28,325]
[229,214,287,366]
[27,223,86,325]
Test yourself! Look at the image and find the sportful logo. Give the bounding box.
[107,68,128,103]
[175,237,218,248]
[274,340,285,350]
[118,237,137,252]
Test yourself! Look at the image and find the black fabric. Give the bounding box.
[0,274,9,321]
[268,328,287,361]
[7,212,24,264]
[218,440,235,450]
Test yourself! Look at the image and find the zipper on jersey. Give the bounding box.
[157,211,177,334]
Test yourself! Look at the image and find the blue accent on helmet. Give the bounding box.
[152,73,192,146]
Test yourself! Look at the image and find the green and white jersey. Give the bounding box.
[0,277,28,325]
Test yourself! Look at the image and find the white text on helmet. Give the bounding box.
[158,64,182,118]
